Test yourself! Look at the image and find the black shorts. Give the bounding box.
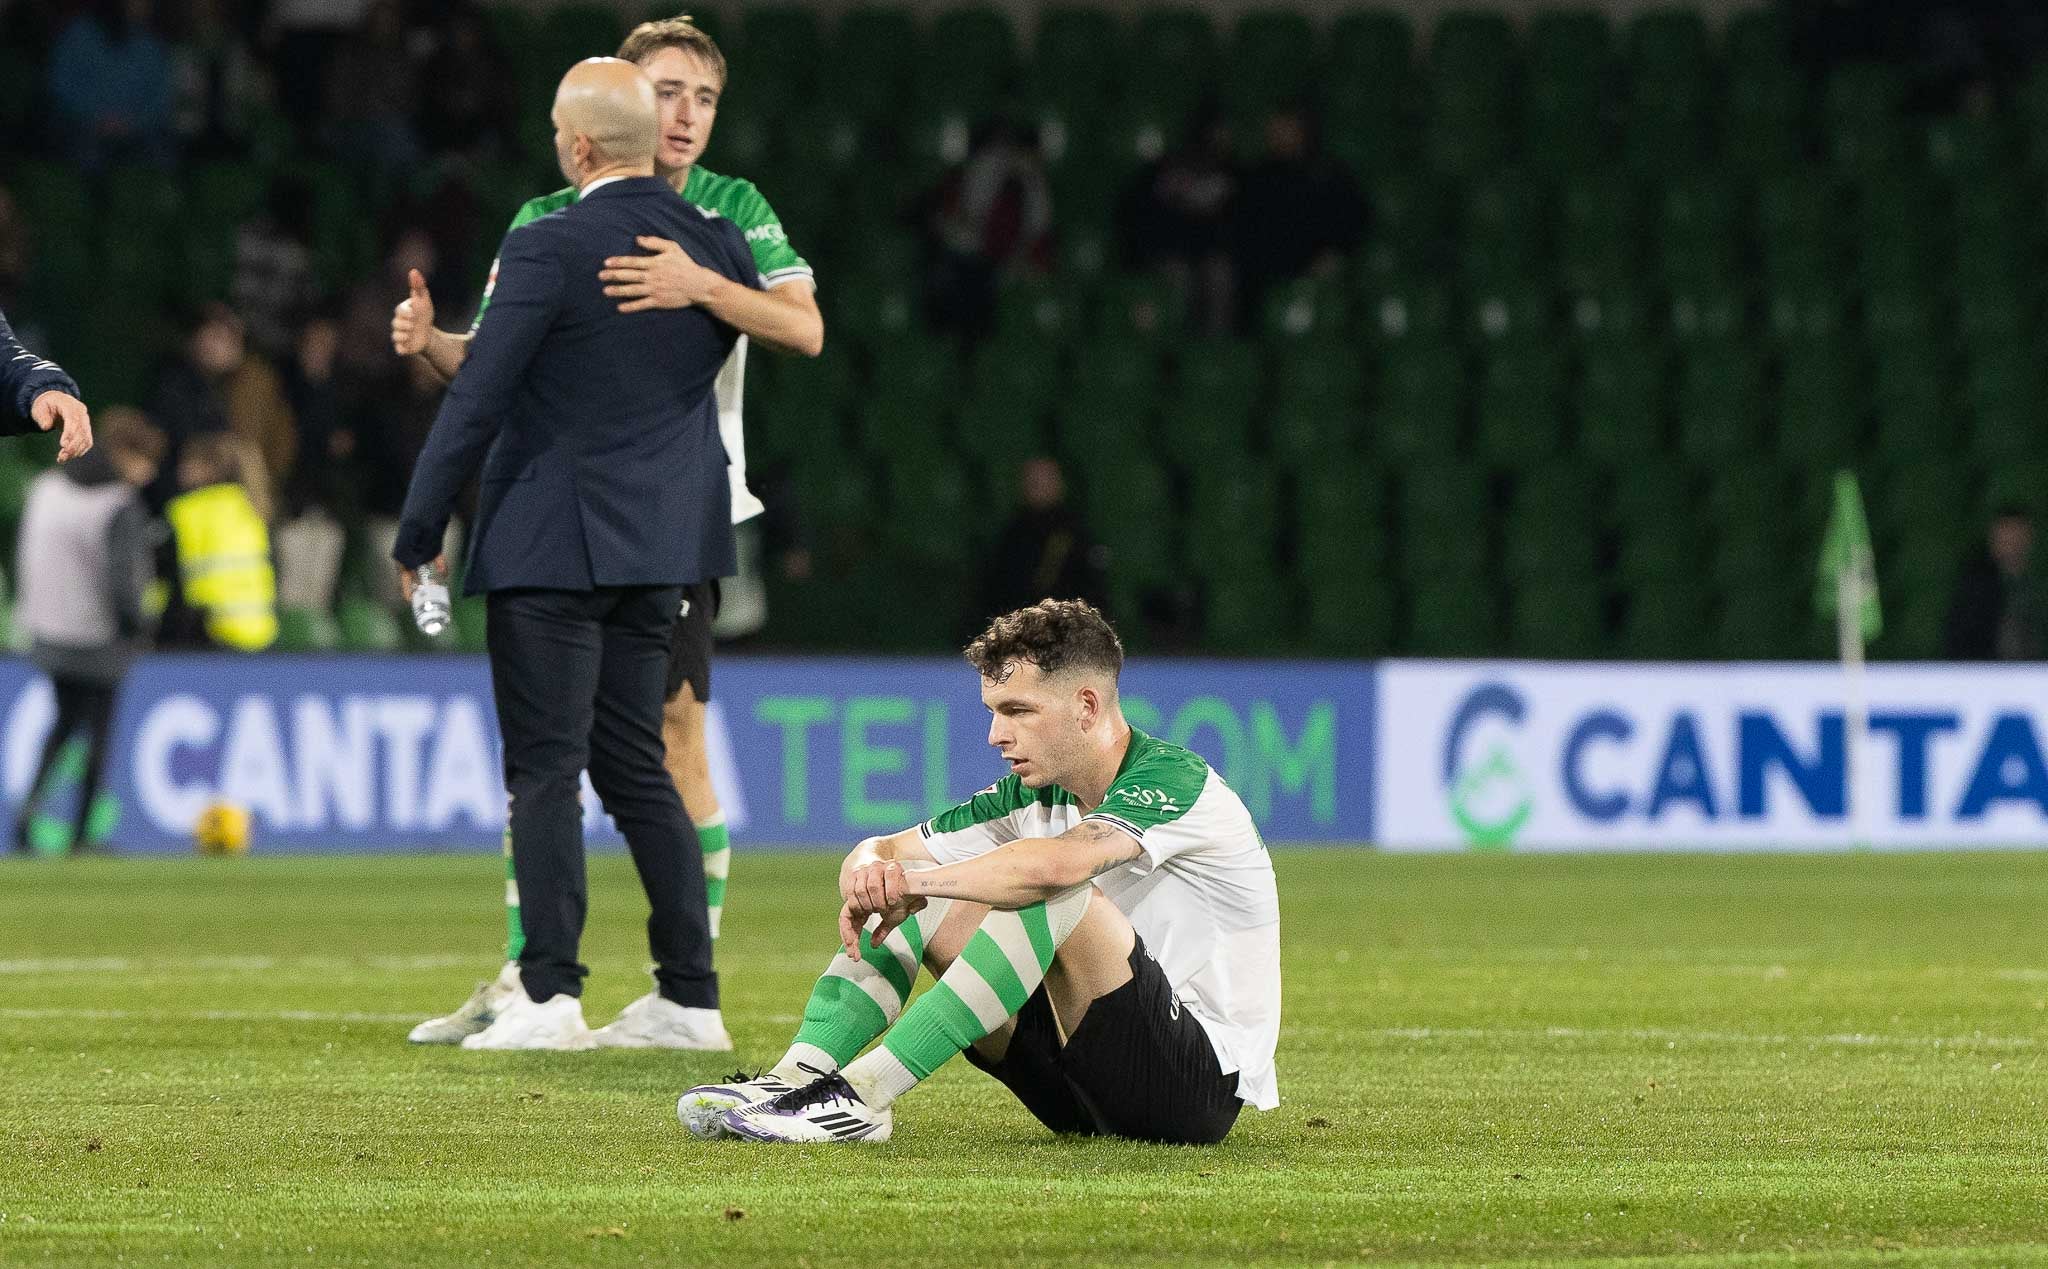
[663,580,721,704]
[963,935,1242,1145]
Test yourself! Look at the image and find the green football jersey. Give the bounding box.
[472,165,813,324]
[466,166,813,526]
[918,726,1283,1112]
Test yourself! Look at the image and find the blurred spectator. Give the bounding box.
[416,4,517,161]
[0,185,28,314]
[274,312,350,613]
[978,457,1110,625]
[160,430,277,650]
[1120,105,1241,336]
[260,0,369,129]
[320,0,421,181]
[1231,102,1365,329]
[230,175,320,360]
[45,0,176,169]
[925,119,1054,338]
[149,303,295,518]
[12,408,166,854]
[168,0,271,159]
[1945,506,2045,660]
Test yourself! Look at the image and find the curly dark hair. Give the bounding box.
[965,600,1124,683]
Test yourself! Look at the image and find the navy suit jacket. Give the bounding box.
[394,175,759,593]
[0,308,80,434]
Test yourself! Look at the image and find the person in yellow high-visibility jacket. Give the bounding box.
[164,432,276,652]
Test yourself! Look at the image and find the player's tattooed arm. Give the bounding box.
[904,820,1139,909]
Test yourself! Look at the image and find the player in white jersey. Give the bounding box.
[677,599,1281,1144]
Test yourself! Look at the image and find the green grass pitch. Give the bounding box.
[3,848,2047,1267]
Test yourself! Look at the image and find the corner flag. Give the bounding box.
[1816,471,1882,643]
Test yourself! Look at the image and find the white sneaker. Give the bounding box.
[590,992,733,1051]
[676,1069,806,1140]
[724,1073,893,1143]
[408,961,523,1045]
[459,991,597,1051]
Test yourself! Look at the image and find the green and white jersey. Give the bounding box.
[473,167,814,526]
[920,728,1282,1110]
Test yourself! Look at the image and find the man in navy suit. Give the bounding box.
[393,58,761,1051]
[1,310,94,461]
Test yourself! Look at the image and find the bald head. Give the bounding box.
[552,57,659,185]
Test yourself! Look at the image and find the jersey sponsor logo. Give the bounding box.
[694,205,725,221]
[744,223,789,244]
[1112,785,1183,817]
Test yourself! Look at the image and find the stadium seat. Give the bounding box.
[1619,579,1712,659]
[1405,576,1501,656]
[923,7,1018,115]
[1296,461,1391,584]
[1557,174,1641,291]
[883,447,980,568]
[823,8,921,124]
[1677,345,1764,459]
[1577,340,1667,459]
[1030,7,1123,111]
[1775,341,1864,463]
[1168,338,1262,459]
[1260,278,1349,345]
[1225,11,1315,117]
[1373,342,1466,459]
[1329,9,1415,82]
[1069,337,1160,416]
[1083,457,1177,585]
[1475,348,1566,464]
[1361,276,1456,344]
[1187,466,1282,579]
[738,8,823,86]
[1508,576,1608,658]
[1205,575,1299,655]
[1396,461,1490,579]
[1305,573,1398,658]
[1714,581,1803,659]
[1465,277,1552,345]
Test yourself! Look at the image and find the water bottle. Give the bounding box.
[411,561,451,637]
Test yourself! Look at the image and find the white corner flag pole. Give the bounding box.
[1837,548,1871,850]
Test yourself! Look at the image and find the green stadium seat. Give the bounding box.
[1031,7,1123,110]
[1668,280,1748,343]
[1822,63,1905,172]
[1501,509,1598,585]
[1165,339,1260,462]
[1525,12,1613,171]
[1567,285,1651,344]
[1296,461,1391,584]
[753,352,854,466]
[1964,343,2046,458]
[1373,342,1466,459]
[1714,581,1803,659]
[1475,349,1565,464]
[1776,342,1864,463]
[1619,579,1712,659]
[739,8,822,85]
[1205,575,1299,656]
[1404,576,1501,656]
[883,447,980,569]
[1360,278,1455,344]
[792,456,881,571]
[1129,8,1217,119]
[1330,9,1415,80]
[1466,277,1552,345]
[1609,455,1696,529]
[1983,459,2048,519]
[1508,577,1608,658]
[1396,461,1490,579]
[819,8,920,124]
[1225,11,1315,116]
[1070,338,1160,416]
[1092,275,1184,346]
[1577,341,1667,459]
[1305,574,1398,658]
[1261,278,1349,345]
[1187,466,1282,578]
[1722,55,1801,174]
[992,278,1081,345]
[925,8,1017,110]
[1083,457,1177,584]
[1557,174,1641,291]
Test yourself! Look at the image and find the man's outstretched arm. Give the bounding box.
[900,821,1141,911]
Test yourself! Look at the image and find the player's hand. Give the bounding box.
[30,391,92,462]
[391,268,436,357]
[395,553,446,604]
[600,236,723,313]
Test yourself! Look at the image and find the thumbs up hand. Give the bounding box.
[390,268,437,358]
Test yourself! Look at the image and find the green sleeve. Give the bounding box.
[1088,750,1209,836]
[926,776,1035,836]
[472,190,574,327]
[728,183,813,287]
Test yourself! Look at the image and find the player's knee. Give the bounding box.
[920,900,991,976]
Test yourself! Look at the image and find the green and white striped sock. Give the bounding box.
[698,811,730,940]
[843,885,1092,1109]
[771,899,955,1083]
[501,827,524,961]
